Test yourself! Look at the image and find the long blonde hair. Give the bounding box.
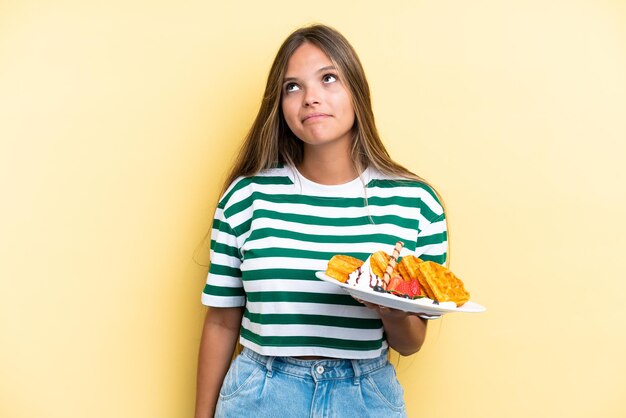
[220,23,430,195]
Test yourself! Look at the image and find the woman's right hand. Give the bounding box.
[195,306,244,418]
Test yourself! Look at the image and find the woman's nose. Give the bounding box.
[303,87,321,107]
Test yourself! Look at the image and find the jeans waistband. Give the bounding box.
[242,347,389,382]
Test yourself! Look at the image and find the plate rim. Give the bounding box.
[315,271,486,314]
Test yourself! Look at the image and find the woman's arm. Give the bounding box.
[195,306,244,418]
[361,302,428,356]
[379,309,428,356]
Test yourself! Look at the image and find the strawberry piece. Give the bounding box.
[388,279,410,297]
[397,280,411,296]
[408,279,421,298]
[386,276,404,294]
[387,276,420,299]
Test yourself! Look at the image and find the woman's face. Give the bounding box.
[281,42,355,149]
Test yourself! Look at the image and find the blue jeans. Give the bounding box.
[215,347,407,418]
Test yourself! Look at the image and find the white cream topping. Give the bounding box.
[346,257,383,290]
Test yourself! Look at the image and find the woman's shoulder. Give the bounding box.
[366,167,439,195]
[218,166,294,208]
[366,167,444,216]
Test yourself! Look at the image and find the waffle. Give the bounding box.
[397,255,424,282]
[370,251,390,278]
[417,261,470,307]
[397,255,428,297]
[325,255,364,283]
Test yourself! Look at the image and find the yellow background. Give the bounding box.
[2,0,625,417]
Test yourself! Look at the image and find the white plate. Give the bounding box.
[315,272,486,316]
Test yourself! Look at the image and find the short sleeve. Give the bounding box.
[201,203,246,307]
[414,211,448,266]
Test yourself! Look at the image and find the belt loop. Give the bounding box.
[265,356,275,378]
[350,359,361,385]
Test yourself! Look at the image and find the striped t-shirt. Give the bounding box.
[201,165,448,359]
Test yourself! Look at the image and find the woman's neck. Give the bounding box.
[298,144,358,185]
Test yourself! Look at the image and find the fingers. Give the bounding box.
[415,313,442,320]
[353,297,440,319]
[357,299,390,313]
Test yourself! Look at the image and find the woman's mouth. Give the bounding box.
[302,113,330,123]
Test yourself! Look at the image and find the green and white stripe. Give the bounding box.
[202,166,447,359]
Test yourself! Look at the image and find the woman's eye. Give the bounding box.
[322,74,337,83]
[285,83,300,93]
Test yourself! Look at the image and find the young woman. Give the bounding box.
[195,24,448,418]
